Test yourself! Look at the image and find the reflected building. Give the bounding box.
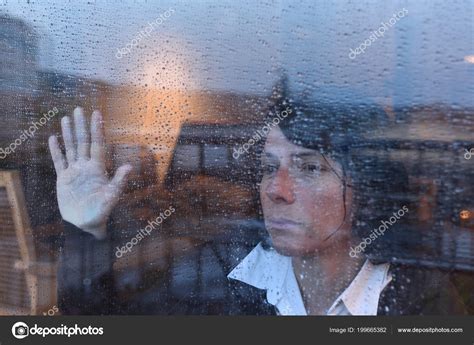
[0,15,38,93]
[0,15,38,156]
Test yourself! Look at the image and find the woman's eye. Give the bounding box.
[262,164,278,174]
[302,163,321,173]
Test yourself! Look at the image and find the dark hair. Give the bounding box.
[258,86,410,260]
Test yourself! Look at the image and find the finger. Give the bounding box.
[61,115,76,164]
[74,107,90,159]
[108,164,133,193]
[90,110,106,163]
[48,135,67,173]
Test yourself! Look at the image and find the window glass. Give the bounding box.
[0,0,472,316]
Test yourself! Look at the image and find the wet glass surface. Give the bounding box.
[0,0,472,315]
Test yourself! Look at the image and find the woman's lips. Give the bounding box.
[266,218,302,230]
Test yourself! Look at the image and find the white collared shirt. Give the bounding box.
[227,243,392,315]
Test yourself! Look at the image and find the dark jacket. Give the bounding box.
[58,222,466,315]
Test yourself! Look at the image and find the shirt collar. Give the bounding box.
[228,243,391,315]
[327,260,392,315]
[227,243,306,315]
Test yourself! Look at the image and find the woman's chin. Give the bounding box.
[271,236,316,257]
[270,232,336,257]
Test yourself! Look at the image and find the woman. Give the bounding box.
[49,88,466,315]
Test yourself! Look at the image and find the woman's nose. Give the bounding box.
[265,167,296,204]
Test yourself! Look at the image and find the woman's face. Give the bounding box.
[260,126,352,257]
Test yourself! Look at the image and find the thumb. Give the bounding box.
[109,164,133,192]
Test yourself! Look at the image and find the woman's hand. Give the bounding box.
[48,107,132,239]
